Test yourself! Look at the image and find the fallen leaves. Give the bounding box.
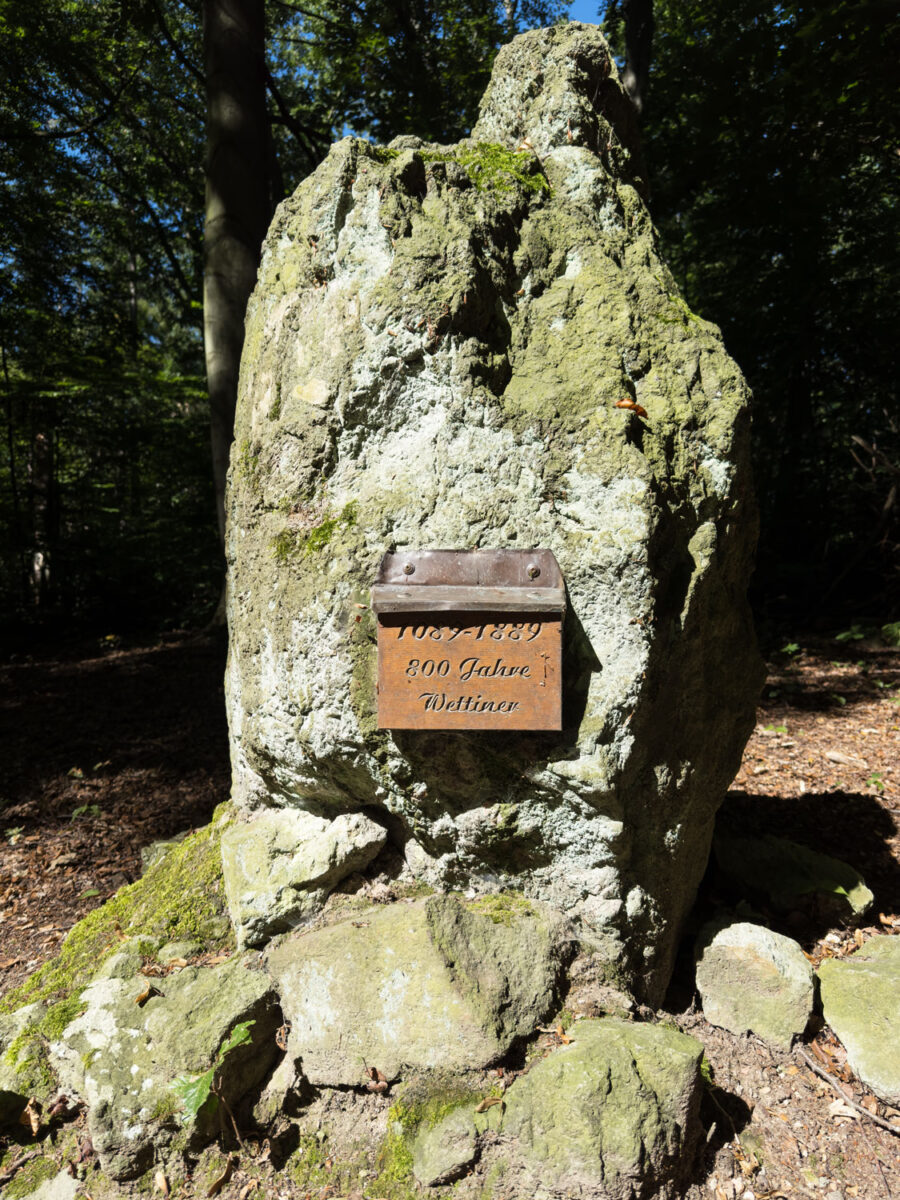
[364,1065,388,1093]
[135,985,162,1007]
[153,1168,170,1195]
[474,1096,504,1113]
[536,1023,574,1045]
[207,1155,236,1197]
[19,1097,42,1135]
[614,397,648,419]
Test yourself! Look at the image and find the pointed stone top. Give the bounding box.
[472,22,644,184]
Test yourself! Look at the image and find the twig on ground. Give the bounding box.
[213,1084,244,1150]
[795,1045,900,1137]
[0,1150,41,1185]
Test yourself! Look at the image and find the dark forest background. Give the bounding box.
[1,0,897,644]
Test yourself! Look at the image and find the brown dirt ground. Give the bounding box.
[1,633,898,1199]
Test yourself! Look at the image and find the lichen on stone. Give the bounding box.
[226,21,762,1006]
[0,805,232,1030]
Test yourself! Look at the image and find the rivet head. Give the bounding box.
[403,563,415,575]
[527,564,540,579]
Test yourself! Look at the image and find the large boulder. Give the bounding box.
[266,895,568,1085]
[226,22,761,1002]
[818,936,900,1104]
[405,1017,705,1198]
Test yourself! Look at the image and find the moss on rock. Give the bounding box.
[0,806,234,1121]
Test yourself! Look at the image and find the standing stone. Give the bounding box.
[226,22,761,1002]
[695,921,815,1049]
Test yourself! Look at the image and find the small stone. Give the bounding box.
[140,832,189,873]
[221,807,388,948]
[412,1105,478,1186]
[20,1169,80,1200]
[714,834,873,918]
[695,921,814,1048]
[156,939,202,963]
[818,936,900,1104]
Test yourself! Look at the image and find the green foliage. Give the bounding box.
[606,0,900,619]
[835,625,868,643]
[171,1019,254,1125]
[293,0,566,145]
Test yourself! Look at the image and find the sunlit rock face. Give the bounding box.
[225,22,761,1002]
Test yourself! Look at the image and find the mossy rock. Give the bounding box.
[714,833,873,918]
[819,937,900,1104]
[267,894,567,1086]
[0,805,234,1127]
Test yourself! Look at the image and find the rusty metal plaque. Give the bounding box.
[372,551,564,731]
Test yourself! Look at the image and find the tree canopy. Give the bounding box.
[1,0,897,633]
[606,0,900,622]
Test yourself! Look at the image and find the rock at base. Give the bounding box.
[266,895,567,1086]
[714,834,873,919]
[499,1017,704,1198]
[221,807,388,948]
[49,955,281,1180]
[818,936,900,1104]
[0,1002,48,1125]
[695,921,814,1049]
[16,1169,80,1200]
[412,1105,479,1187]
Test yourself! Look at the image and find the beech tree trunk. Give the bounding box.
[620,0,654,117]
[203,0,270,546]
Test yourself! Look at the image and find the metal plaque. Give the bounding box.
[372,550,564,731]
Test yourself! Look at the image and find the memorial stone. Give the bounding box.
[225,21,761,1002]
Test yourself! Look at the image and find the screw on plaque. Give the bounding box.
[527,565,541,579]
[403,563,415,575]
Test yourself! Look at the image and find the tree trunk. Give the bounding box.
[203,0,271,547]
[620,0,654,117]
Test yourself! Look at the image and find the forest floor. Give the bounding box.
[1,631,899,1200]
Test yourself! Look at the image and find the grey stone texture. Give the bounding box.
[412,1105,480,1187]
[221,806,388,947]
[695,921,815,1049]
[498,1017,704,1198]
[818,936,900,1104]
[265,895,567,1085]
[48,956,280,1180]
[17,1170,80,1200]
[225,21,760,1004]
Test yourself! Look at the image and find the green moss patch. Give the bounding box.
[373,1078,484,1197]
[0,805,233,1022]
[271,501,358,562]
[455,143,549,196]
[2,1153,58,1200]
[466,892,535,926]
